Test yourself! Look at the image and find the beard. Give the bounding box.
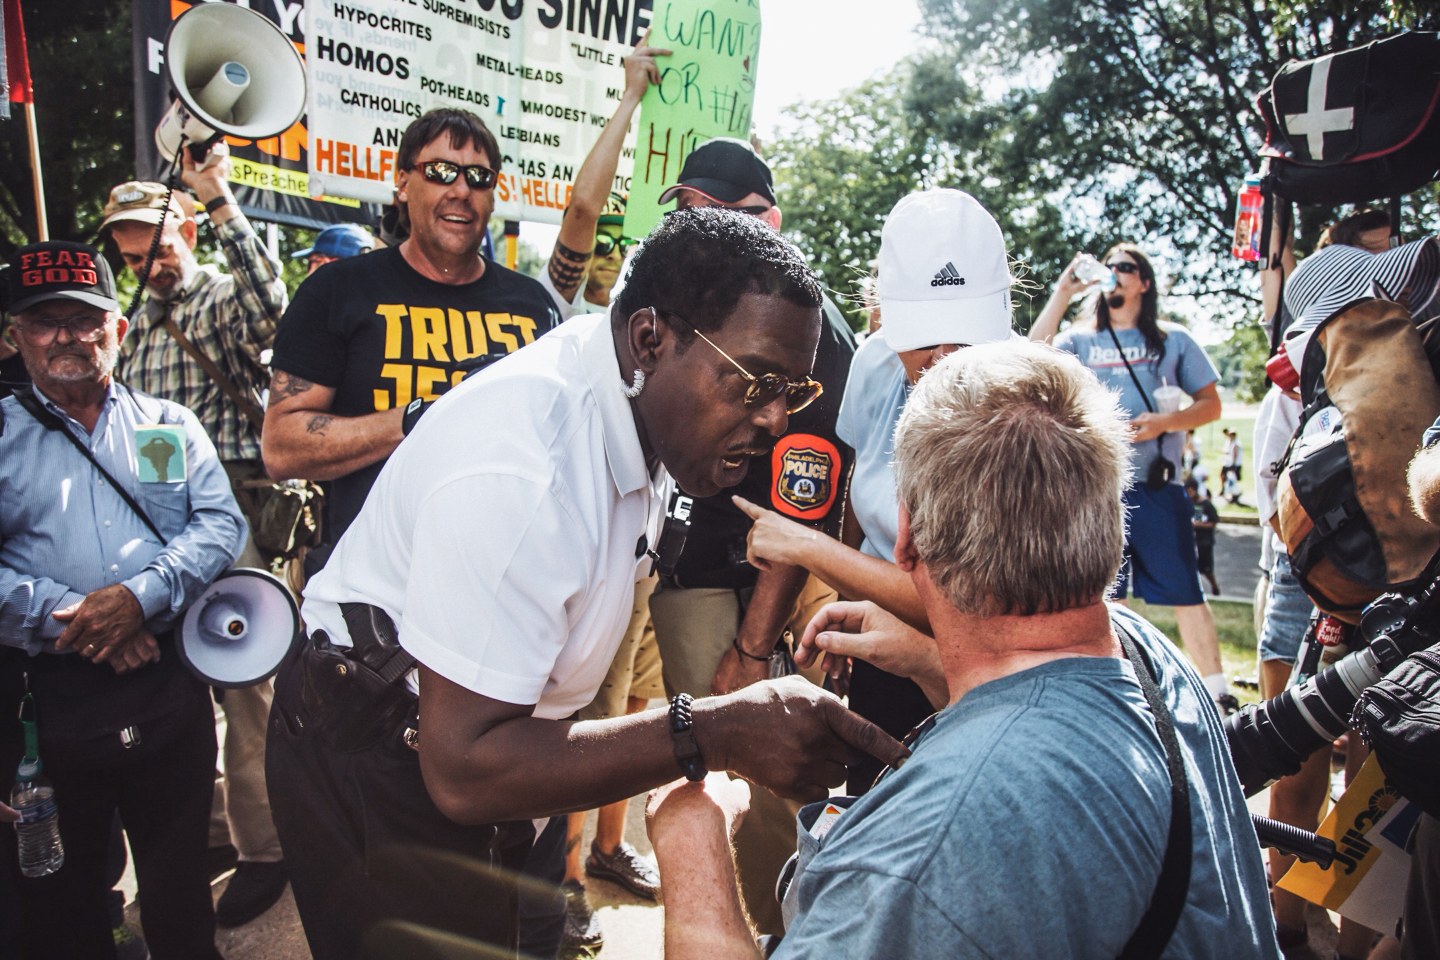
[1106,292,1126,310]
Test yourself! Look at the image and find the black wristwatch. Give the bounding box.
[401,398,432,436]
[668,693,706,782]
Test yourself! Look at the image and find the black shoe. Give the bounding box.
[585,840,661,901]
[215,860,289,928]
[207,843,238,881]
[559,880,603,959]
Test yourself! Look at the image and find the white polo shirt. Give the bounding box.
[301,313,667,719]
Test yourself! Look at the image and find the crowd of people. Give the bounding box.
[1,36,1438,960]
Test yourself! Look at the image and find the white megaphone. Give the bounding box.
[154,3,308,165]
[179,568,300,688]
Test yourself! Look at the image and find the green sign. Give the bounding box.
[624,0,763,241]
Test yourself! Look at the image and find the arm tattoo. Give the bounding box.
[304,414,333,435]
[269,370,317,405]
[548,257,586,290]
[553,239,593,263]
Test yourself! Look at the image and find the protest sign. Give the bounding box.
[133,0,376,230]
[303,0,652,224]
[1278,754,1422,933]
[624,0,762,239]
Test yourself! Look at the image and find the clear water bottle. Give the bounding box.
[1071,254,1117,292]
[12,759,64,878]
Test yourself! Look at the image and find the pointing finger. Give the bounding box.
[731,495,767,520]
[826,701,910,771]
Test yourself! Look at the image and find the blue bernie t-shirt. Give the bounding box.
[775,605,1280,960]
[1054,323,1218,483]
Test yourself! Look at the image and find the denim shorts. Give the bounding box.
[1258,552,1316,664]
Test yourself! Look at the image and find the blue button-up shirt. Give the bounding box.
[0,381,245,655]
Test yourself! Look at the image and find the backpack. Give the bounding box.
[1272,298,1440,623]
[1257,31,1440,206]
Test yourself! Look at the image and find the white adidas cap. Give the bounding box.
[877,189,1014,352]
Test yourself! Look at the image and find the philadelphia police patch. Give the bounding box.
[771,435,840,521]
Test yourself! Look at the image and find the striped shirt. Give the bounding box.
[117,216,286,462]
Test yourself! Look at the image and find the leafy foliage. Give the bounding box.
[0,1,132,257]
[768,0,1440,338]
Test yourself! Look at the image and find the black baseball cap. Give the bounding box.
[6,240,120,314]
[657,138,776,206]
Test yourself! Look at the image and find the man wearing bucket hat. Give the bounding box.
[293,223,376,277]
[0,240,245,958]
[644,136,857,937]
[735,189,1018,793]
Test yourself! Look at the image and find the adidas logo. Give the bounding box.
[931,262,965,287]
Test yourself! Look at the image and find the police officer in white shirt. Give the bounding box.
[265,207,907,960]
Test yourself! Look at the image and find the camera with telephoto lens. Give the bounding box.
[1224,565,1440,797]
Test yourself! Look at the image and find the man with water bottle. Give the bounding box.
[0,241,245,958]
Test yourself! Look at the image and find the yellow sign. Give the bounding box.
[229,157,363,208]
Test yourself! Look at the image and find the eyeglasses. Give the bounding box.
[1106,261,1142,275]
[653,307,823,415]
[411,159,498,191]
[17,313,109,344]
[665,203,773,218]
[593,234,634,258]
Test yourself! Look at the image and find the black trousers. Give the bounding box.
[267,648,532,960]
[0,658,220,960]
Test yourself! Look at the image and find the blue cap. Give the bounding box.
[293,223,375,260]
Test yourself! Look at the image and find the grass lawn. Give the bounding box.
[1131,598,1263,706]
[1188,391,1260,520]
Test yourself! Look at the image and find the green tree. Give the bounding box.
[0,0,132,255]
[765,71,938,329]
[909,0,1440,322]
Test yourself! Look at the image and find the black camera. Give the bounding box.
[1225,574,1440,796]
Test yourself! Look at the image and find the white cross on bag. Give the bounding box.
[1285,56,1356,159]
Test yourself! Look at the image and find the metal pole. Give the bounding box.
[23,101,47,240]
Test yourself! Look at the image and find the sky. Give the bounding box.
[516,0,926,252]
[750,0,925,138]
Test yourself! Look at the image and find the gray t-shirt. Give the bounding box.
[776,606,1280,960]
[1054,323,1218,482]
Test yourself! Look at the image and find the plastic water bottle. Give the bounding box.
[12,759,64,878]
[1231,174,1264,261]
[1071,254,1117,292]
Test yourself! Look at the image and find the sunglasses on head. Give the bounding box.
[653,307,823,415]
[592,234,633,258]
[1106,261,1141,275]
[411,159,498,191]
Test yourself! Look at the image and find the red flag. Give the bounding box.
[4,0,33,105]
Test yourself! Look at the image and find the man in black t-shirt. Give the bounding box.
[263,110,561,545]
[644,138,857,935]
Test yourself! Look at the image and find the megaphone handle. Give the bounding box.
[188,134,226,169]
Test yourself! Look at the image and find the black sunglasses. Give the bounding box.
[412,159,498,191]
[593,234,634,257]
[1106,261,1142,275]
[655,308,823,415]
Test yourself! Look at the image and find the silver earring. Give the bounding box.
[621,369,645,399]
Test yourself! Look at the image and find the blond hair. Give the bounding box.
[894,341,1131,616]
